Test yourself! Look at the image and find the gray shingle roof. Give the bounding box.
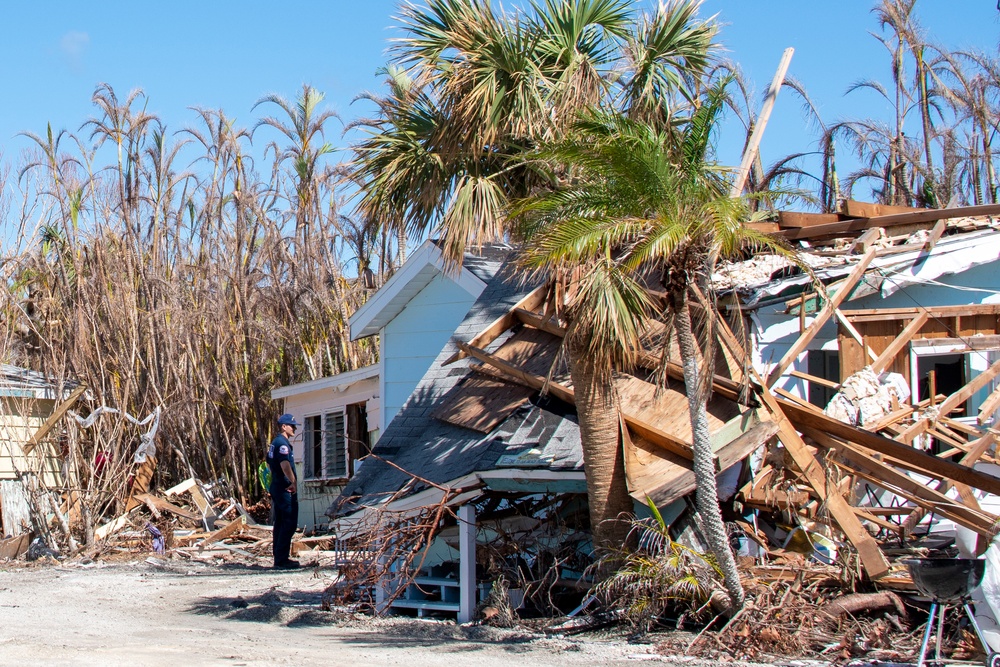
[329,249,584,518]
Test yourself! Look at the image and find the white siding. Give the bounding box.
[381,272,477,430]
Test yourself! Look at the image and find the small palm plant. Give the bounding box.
[592,498,727,634]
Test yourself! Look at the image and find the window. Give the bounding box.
[302,411,347,480]
[807,349,840,409]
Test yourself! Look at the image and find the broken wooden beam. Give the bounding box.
[870,312,929,374]
[754,377,890,578]
[766,247,877,387]
[443,285,548,366]
[23,384,87,455]
[197,516,246,550]
[777,398,1000,497]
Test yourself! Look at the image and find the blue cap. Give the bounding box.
[277,413,300,427]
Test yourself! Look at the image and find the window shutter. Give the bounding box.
[324,411,347,478]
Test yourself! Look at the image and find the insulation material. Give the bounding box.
[823,367,909,428]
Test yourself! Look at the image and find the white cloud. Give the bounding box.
[59,31,90,72]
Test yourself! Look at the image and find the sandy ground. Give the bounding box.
[0,558,796,667]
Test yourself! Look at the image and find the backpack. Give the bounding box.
[257,460,272,492]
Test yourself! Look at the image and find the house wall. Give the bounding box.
[381,272,478,430]
[0,397,62,484]
[279,377,379,532]
[754,259,1000,401]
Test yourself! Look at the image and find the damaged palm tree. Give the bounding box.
[515,92,798,610]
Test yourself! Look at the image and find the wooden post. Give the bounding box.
[458,504,476,624]
[730,48,794,198]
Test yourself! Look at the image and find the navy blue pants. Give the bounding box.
[270,489,298,565]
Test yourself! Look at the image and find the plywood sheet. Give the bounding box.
[432,326,562,433]
[0,480,30,536]
[616,374,741,446]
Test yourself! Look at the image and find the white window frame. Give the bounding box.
[302,410,348,481]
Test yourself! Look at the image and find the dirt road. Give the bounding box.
[0,559,780,667]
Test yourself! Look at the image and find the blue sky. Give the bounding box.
[0,1,997,192]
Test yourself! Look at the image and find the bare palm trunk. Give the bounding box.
[566,338,633,553]
[672,289,745,611]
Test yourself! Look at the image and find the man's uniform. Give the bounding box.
[266,433,298,567]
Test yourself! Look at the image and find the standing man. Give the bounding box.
[267,413,300,569]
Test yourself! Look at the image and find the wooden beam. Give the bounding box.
[900,431,997,534]
[198,516,246,550]
[934,358,1000,421]
[842,200,926,218]
[843,303,1000,322]
[443,284,548,366]
[777,397,1000,497]
[979,384,1000,425]
[924,218,948,253]
[847,227,884,254]
[766,247,877,387]
[776,211,840,228]
[788,369,839,390]
[835,309,878,362]
[132,493,202,522]
[817,437,997,538]
[870,312,929,374]
[23,384,87,455]
[730,47,794,197]
[779,203,1000,240]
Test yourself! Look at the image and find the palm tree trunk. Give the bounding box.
[566,338,633,553]
[671,289,745,611]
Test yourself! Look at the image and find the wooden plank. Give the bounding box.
[780,203,1000,241]
[924,218,948,253]
[834,309,878,362]
[163,478,197,497]
[443,284,548,366]
[843,304,1000,323]
[95,512,132,541]
[847,227,884,254]
[842,200,926,218]
[766,247,877,387]
[900,431,997,534]
[789,369,839,390]
[0,480,31,537]
[0,533,30,560]
[870,312,929,374]
[776,211,841,228]
[198,515,246,550]
[820,435,998,538]
[188,484,218,530]
[779,398,1000,496]
[23,384,87,455]
[125,457,157,512]
[132,493,201,522]
[978,384,1000,425]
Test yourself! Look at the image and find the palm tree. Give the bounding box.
[514,99,793,611]
[350,0,716,261]
[253,85,339,250]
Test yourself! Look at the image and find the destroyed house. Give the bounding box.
[0,365,79,537]
[327,245,775,621]
[328,201,1000,634]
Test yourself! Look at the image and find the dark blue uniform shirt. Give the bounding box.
[266,434,295,492]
